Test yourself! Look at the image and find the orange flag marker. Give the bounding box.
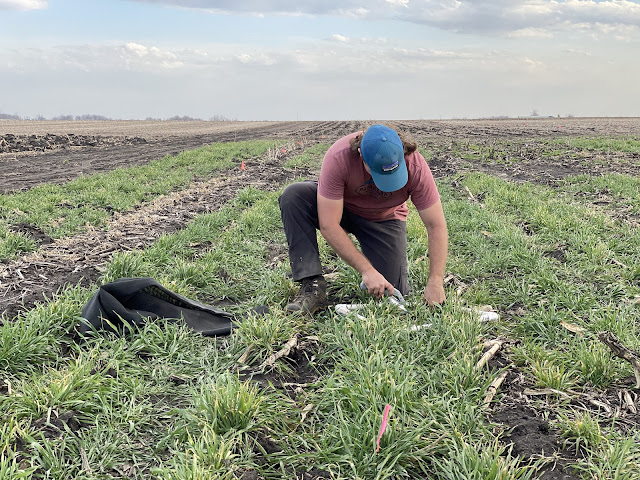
[240,160,246,171]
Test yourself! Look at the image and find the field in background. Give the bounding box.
[0,118,639,479]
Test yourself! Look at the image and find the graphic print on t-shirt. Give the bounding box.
[355,180,392,200]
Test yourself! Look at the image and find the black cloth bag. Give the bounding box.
[78,277,235,337]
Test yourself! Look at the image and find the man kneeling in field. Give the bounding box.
[278,124,448,314]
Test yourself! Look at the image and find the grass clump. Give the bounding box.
[284,143,330,169]
[561,173,640,215]
[193,373,264,435]
[555,410,607,455]
[433,441,538,480]
[232,308,303,370]
[0,225,35,260]
[100,187,290,310]
[549,136,640,155]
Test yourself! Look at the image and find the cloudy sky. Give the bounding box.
[1,0,639,120]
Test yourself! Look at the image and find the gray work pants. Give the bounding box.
[278,181,409,295]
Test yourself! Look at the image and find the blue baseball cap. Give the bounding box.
[360,125,407,192]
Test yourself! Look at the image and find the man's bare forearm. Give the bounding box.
[426,223,448,283]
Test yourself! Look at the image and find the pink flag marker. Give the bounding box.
[376,404,392,453]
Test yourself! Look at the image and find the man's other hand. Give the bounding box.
[423,281,445,306]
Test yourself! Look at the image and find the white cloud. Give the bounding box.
[562,48,592,56]
[330,34,350,42]
[234,52,275,65]
[337,7,370,19]
[0,39,568,78]
[386,0,409,7]
[124,42,149,56]
[507,27,554,39]
[2,43,206,73]
[521,56,546,71]
[125,0,640,38]
[0,0,46,10]
[2,27,638,120]
[395,0,640,35]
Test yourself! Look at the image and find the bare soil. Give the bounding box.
[2,117,639,478]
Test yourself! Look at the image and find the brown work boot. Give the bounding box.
[286,275,327,314]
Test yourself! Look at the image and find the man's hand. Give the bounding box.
[362,268,395,299]
[423,280,446,306]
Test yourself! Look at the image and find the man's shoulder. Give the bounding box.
[323,133,360,170]
[405,150,427,168]
[406,150,435,190]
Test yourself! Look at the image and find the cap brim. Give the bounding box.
[369,159,408,192]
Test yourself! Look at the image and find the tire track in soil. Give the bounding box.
[0,142,319,320]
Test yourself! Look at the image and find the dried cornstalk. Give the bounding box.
[237,346,252,365]
[464,186,477,202]
[611,258,628,269]
[1,378,12,395]
[598,331,640,388]
[282,382,311,389]
[475,340,504,371]
[619,389,638,414]
[523,388,571,398]
[483,369,509,406]
[258,335,298,370]
[588,398,613,415]
[300,404,314,424]
[79,445,92,474]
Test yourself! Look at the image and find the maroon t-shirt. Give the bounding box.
[318,132,440,222]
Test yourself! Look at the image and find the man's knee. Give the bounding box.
[278,181,317,212]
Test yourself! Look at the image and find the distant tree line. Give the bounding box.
[0,113,236,121]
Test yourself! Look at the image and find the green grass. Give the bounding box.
[0,225,35,260]
[1,142,640,478]
[283,143,330,169]
[0,140,274,262]
[560,173,640,215]
[549,136,640,155]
